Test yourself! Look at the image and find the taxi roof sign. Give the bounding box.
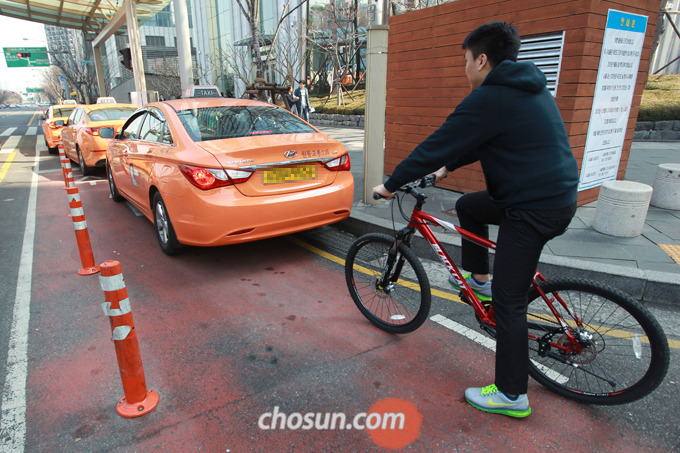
[185,85,221,98]
[96,97,117,104]
[63,99,77,105]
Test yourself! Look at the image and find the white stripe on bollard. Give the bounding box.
[101,298,132,317]
[99,273,126,292]
[112,325,132,341]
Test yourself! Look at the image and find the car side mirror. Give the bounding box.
[55,119,64,127]
[99,127,115,139]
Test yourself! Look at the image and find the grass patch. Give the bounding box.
[310,88,365,115]
[309,74,679,122]
[639,74,680,122]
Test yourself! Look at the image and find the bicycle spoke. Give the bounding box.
[526,279,669,404]
[345,234,431,334]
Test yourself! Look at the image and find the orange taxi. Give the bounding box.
[41,101,78,154]
[61,102,138,175]
[105,94,354,255]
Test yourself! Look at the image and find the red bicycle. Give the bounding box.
[344,176,669,404]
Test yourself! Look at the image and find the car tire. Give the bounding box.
[77,147,93,176]
[45,137,58,155]
[152,192,185,256]
[107,163,124,202]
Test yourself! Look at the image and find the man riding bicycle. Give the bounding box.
[373,21,579,417]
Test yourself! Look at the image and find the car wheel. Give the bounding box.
[107,163,124,202]
[45,137,58,155]
[152,192,185,256]
[77,147,92,176]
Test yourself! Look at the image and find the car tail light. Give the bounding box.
[178,164,253,190]
[324,154,351,171]
[85,127,101,136]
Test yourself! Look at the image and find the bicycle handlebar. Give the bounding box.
[373,174,436,200]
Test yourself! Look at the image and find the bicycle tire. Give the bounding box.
[526,278,669,405]
[345,233,431,334]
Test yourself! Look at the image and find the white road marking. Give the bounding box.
[430,314,497,351]
[430,314,569,384]
[0,136,21,154]
[0,127,17,137]
[0,139,42,452]
[126,201,143,216]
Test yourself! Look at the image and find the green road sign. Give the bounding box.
[26,88,43,93]
[3,47,50,67]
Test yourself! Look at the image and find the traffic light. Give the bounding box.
[119,48,132,71]
[16,52,31,58]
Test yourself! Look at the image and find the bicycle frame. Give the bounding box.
[393,190,586,352]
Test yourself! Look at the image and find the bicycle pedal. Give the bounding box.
[479,322,497,338]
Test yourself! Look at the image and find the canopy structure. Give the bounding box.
[0,0,193,100]
[0,0,171,38]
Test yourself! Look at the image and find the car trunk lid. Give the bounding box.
[195,133,348,196]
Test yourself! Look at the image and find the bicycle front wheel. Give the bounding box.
[345,233,431,334]
[526,278,670,405]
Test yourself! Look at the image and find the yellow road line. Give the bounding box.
[289,235,679,349]
[28,110,41,126]
[288,235,465,305]
[0,152,17,183]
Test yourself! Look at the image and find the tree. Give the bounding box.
[271,20,308,87]
[308,0,367,105]
[234,0,309,84]
[234,0,266,79]
[47,34,99,103]
[40,66,65,103]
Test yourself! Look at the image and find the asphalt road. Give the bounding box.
[0,107,678,451]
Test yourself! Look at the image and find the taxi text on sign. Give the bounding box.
[578,10,648,191]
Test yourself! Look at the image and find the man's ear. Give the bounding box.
[477,53,489,70]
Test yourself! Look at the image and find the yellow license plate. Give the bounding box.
[263,165,316,184]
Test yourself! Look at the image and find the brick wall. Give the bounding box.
[385,0,661,204]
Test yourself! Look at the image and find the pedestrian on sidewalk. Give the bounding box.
[372,21,579,418]
[294,81,311,122]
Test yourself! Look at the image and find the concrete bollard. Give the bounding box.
[650,163,680,210]
[592,180,653,237]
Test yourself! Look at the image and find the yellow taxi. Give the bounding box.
[61,102,138,175]
[41,103,79,154]
[105,94,354,255]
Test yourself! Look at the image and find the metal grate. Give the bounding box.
[518,32,566,96]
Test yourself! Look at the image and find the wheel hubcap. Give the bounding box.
[155,202,169,244]
[108,168,115,194]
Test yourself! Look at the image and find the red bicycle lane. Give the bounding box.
[22,170,665,451]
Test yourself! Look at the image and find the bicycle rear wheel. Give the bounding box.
[345,233,431,334]
[526,278,669,405]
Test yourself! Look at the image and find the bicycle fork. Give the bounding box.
[377,239,407,293]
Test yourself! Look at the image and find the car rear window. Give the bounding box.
[88,107,137,121]
[53,107,75,118]
[176,106,316,142]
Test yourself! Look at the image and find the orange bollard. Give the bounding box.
[57,139,73,188]
[99,260,159,418]
[65,186,100,275]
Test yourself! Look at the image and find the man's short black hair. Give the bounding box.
[462,21,521,68]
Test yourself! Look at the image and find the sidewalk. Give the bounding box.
[316,126,680,306]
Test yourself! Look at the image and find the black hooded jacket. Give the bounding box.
[384,60,579,210]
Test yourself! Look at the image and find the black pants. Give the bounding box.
[456,191,576,395]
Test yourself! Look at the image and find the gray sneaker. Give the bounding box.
[448,273,492,301]
[465,384,531,418]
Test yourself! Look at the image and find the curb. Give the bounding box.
[336,210,680,307]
